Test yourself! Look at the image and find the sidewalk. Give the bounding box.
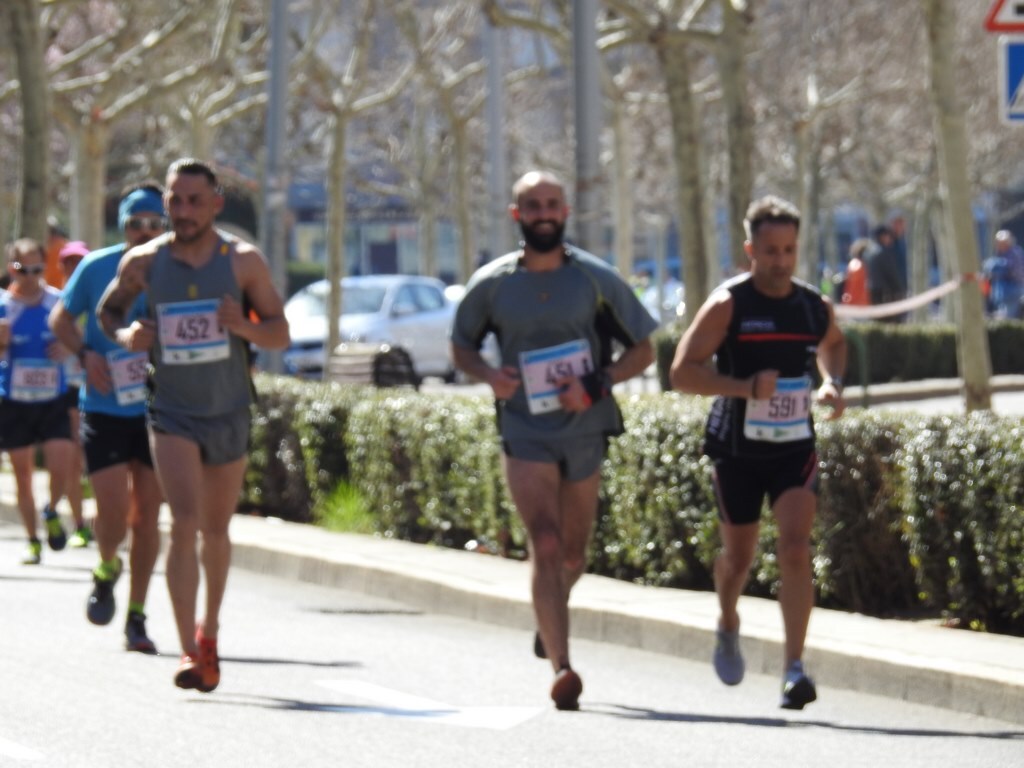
[1,464,1022,725]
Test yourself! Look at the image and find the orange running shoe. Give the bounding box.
[174,654,203,690]
[195,626,220,693]
[550,666,583,711]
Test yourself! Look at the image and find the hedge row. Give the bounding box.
[652,319,1024,389]
[246,374,1024,636]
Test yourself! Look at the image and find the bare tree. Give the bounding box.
[4,0,50,241]
[43,1,241,245]
[298,0,414,364]
[921,0,991,411]
[397,4,488,283]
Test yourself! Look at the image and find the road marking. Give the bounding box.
[0,735,43,761]
[316,680,542,730]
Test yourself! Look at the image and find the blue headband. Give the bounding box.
[118,189,164,231]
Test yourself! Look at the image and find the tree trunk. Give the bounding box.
[796,117,824,286]
[656,36,707,326]
[452,119,475,283]
[324,116,349,372]
[8,0,49,242]
[717,0,754,274]
[909,187,935,323]
[609,97,634,276]
[70,120,111,248]
[923,0,991,410]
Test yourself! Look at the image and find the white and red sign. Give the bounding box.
[986,0,1024,33]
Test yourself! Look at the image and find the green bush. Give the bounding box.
[246,376,1024,636]
[898,412,1024,632]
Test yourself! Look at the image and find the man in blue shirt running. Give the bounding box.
[49,184,167,653]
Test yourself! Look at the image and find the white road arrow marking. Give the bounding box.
[315,679,543,730]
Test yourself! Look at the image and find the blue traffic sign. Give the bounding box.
[1000,36,1024,123]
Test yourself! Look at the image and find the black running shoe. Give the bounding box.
[43,506,67,551]
[780,661,818,710]
[87,558,122,626]
[533,631,547,659]
[125,611,157,654]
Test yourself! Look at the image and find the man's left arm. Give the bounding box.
[815,300,847,419]
[223,245,290,350]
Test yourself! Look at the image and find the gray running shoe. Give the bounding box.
[780,660,817,710]
[713,628,745,686]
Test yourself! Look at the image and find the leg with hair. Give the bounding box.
[773,487,816,666]
[504,456,569,670]
[41,437,72,514]
[557,470,600,611]
[151,431,204,656]
[90,464,131,566]
[8,447,38,540]
[714,521,759,633]
[127,463,163,610]
[196,457,247,640]
[67,408,86,533]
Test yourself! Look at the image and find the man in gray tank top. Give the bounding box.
[97,158,290,693]
[451,171,657,711]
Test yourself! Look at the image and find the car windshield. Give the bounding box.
[295,283,388,317]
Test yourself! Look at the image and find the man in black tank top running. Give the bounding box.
[669,196,847,710]
[97,158,290,693]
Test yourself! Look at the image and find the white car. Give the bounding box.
[282,275,457,381]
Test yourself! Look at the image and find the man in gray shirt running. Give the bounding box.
[451,170,656,710]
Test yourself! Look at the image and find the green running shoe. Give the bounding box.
[21,539,42,565]
[69,526,92,548]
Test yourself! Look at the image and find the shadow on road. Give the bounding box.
[586,703,1024,740]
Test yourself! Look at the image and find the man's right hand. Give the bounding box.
[83,349,113,395]
[487,365,521,401]
[117,318,156,353]
[750,369,780,399]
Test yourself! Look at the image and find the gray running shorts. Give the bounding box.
[148,406,251,465]
[502,434,607,482]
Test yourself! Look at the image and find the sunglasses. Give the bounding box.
[125,216,168,231]
[11,262,45,276]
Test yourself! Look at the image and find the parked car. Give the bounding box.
[282,275,457,380]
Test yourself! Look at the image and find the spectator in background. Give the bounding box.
[44,217,70,290]
[889,215,908,289]
[841,238,871,306]
[983,230,1024,319]
[866,225,906,321]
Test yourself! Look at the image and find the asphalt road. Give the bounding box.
[2,520,1020,768]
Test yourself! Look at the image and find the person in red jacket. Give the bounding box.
[841,238,871,306]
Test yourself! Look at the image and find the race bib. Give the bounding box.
[519,339,594,415]
[10,358,60,402]
[743,375,813,443]
[156,299,229,365]
[65,355,85,388]
[107,349,150,406]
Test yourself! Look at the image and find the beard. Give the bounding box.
[519,219,565,253]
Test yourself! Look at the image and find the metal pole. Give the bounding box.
[260,0,289,373]
[572,0,603,255]
[484,18,511,265]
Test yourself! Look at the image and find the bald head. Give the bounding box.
[512,171,564,206]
